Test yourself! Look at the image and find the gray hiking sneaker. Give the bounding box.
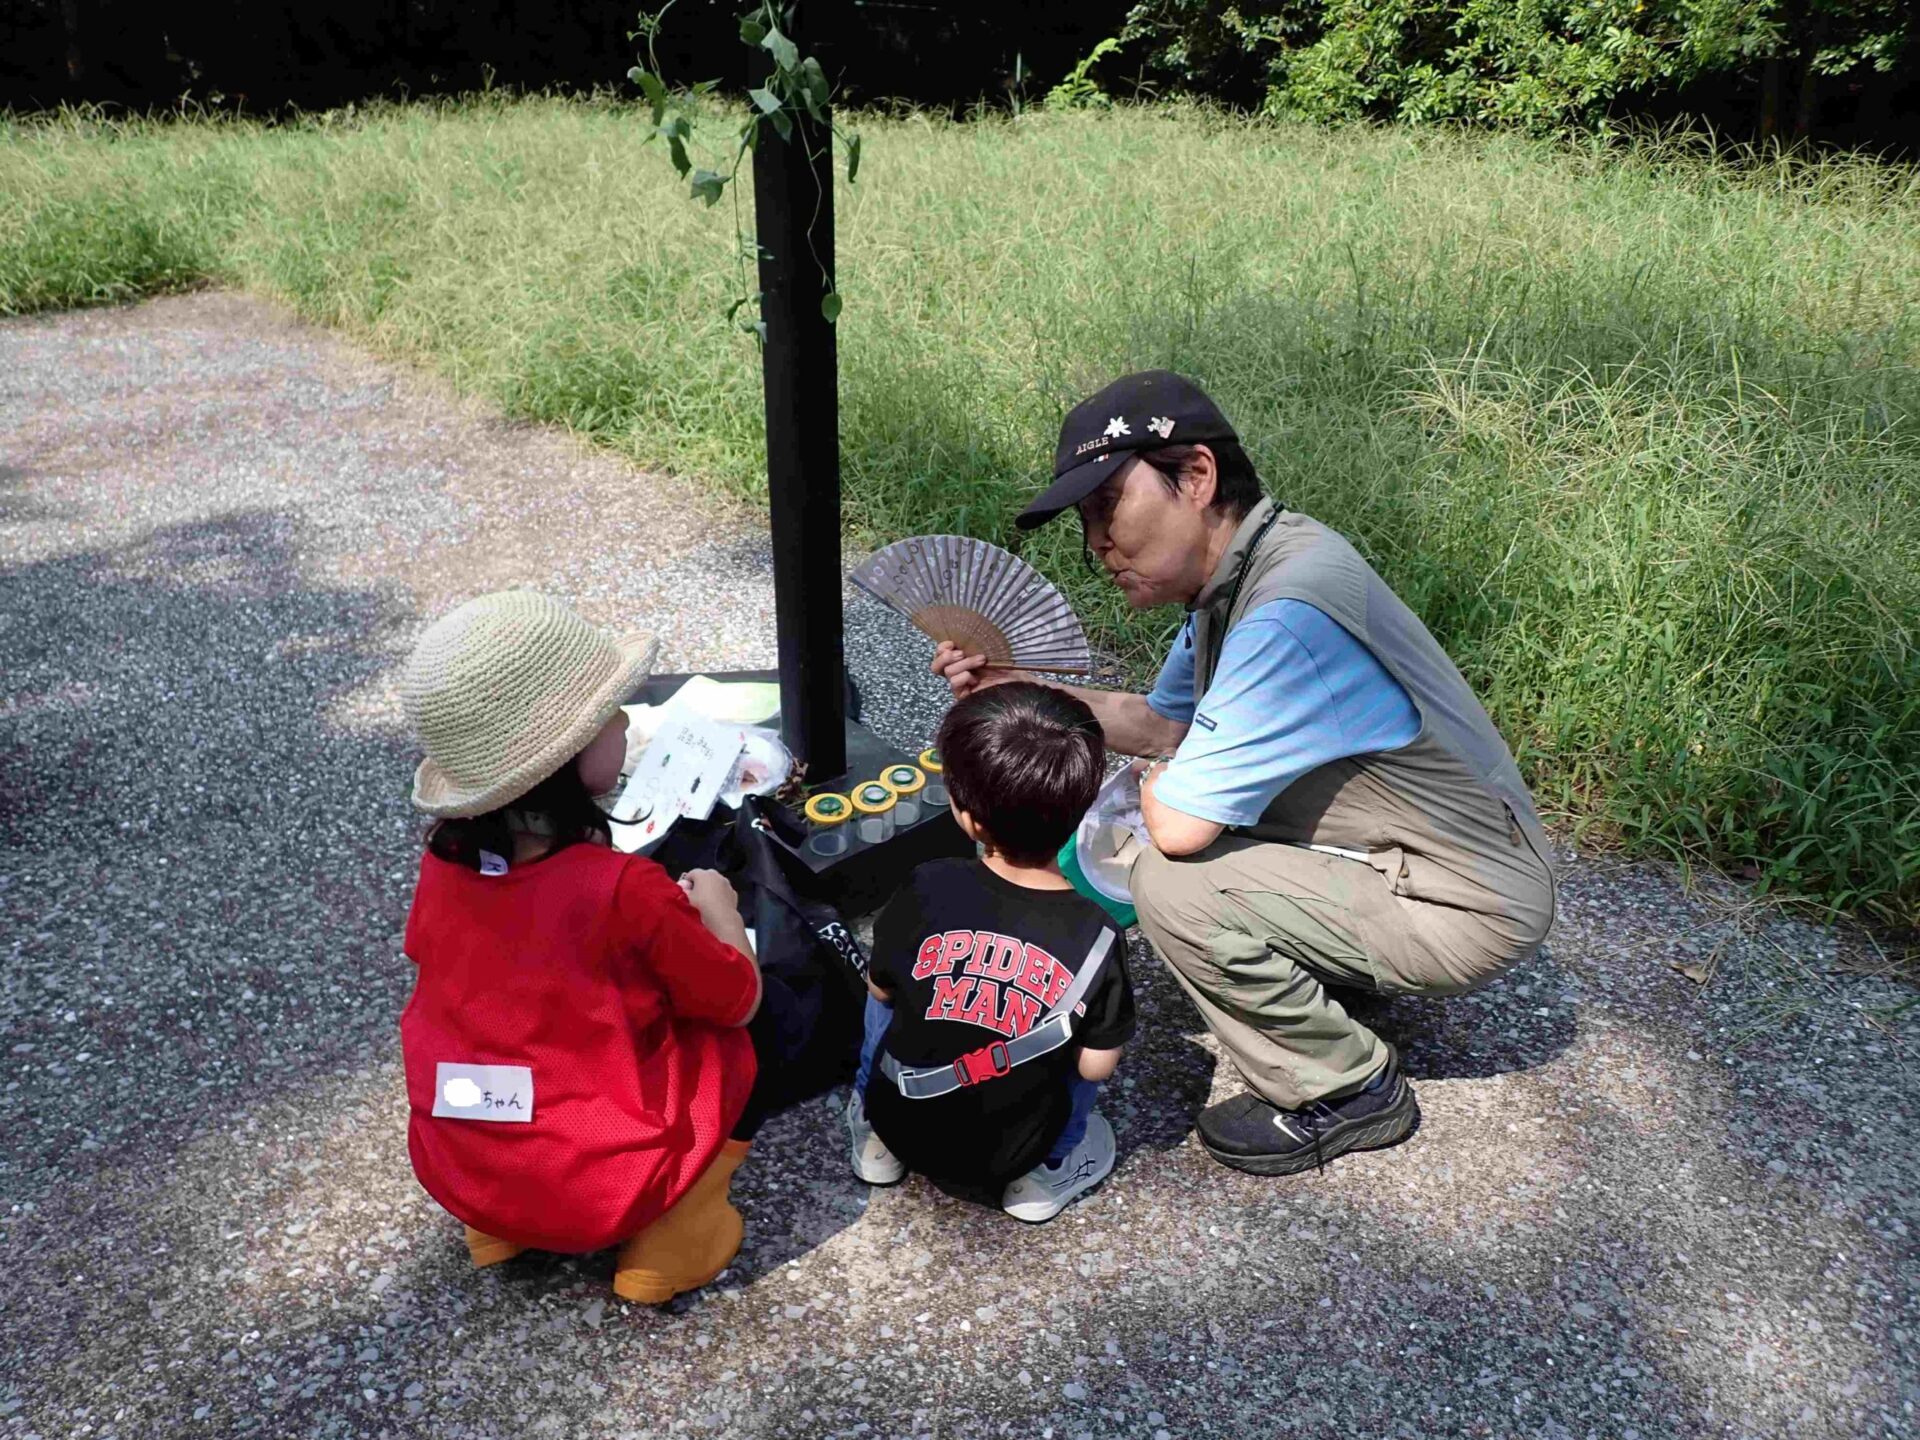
[1001,1112,1115,1223]
[846,1090,905,1185]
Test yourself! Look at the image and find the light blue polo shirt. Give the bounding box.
[1145,601,1422,828]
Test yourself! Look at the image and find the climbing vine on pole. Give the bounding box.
[629,1,861,333]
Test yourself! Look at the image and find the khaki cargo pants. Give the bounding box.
[1131,837,1548,1110]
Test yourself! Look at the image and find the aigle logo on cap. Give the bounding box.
[1073,414,1172,459]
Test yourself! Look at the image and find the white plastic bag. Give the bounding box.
[1072,764,1149,907]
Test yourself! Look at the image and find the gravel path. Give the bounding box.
[2,292,1914,1440]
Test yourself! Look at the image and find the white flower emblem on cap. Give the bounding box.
[1146,415,1174,438]
[1103,416,1131,439]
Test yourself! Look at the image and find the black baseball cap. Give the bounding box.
[1016,370,1240,530]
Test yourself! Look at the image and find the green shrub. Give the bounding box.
[1274,0,1741,131]
[1120,0,1914,137]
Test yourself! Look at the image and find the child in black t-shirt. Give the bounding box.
[846,683,1134,1221]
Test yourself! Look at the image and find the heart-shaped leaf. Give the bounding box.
[761,25,799,72]
[821,290,843,323]
[748,86,782,115]
[800,57,830,105]
[667,134,690,178]
[690,169,727,206]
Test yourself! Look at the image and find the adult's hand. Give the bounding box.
[933,645,1191,761]
[930,642,1036,700]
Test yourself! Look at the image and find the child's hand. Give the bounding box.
[679,868,737,918]
[679,869,755,960]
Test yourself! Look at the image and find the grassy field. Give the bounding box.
[3,97,1916,928]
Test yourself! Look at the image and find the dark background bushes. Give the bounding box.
[0,0,1122,115]
[4,1,1913,151]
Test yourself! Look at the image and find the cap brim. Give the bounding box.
[1015,452,1131,530]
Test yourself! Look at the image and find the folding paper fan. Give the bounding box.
[849,535,1092,674]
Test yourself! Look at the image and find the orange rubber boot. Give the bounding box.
[464,1226,526,1268]
[612,1140,750,1304]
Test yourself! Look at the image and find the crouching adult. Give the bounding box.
[935,371,1557,1176]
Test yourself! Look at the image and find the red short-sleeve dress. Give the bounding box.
[400,843,759,1252]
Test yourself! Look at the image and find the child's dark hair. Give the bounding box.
[937,682,1104,866]
[427,764,613,869]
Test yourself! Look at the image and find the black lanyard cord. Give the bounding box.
[1194,504,1282,682]
[1221,504,1283,627]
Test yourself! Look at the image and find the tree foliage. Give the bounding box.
[1117,0,1914,140]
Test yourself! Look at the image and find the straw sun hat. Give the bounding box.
[400,591,660,818]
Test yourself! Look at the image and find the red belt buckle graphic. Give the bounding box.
[951,1040,1012,1087]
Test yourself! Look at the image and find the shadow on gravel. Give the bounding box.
[1366,946,1582,1084]
[0,506,418,1181]
[1111,936,1579,1152]
[0,463,68,524]
[1108,959,1219,1165]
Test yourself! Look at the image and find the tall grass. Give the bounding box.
[3,98,1916,927]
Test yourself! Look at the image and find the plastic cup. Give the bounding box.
[924,779,949,808]
[807,828,850,857]
[850,778,898,844]
[893,796,921,827]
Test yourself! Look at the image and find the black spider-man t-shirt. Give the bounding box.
[864,858,1133,1189]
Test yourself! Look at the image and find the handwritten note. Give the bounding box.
[431,1062,534,1123]
[609,712,746,851]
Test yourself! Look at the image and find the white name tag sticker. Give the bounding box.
[431,1062,534,1123]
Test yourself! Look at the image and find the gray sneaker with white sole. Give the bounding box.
[1001,1111,1115,1223]
[846,1090,906,1185]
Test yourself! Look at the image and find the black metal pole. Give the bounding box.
[753,21,846,780]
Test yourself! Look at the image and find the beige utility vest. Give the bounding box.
[1190,499,1557,935]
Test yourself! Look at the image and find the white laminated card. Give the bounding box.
[431,1062,534,1123]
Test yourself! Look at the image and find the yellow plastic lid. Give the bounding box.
[850,780,898,815]
[917,748,943,773]
[881,764,925,795]
[804,792,853,826]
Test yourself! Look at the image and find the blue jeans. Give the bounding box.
[854,995,1100,1166]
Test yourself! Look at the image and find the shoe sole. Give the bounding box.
[1004,1116,1116,1223]
[846,1096,907,1186]
[851,1148,906,1186]
[1201,1081,1420,1177]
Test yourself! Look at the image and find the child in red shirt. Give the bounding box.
[397,591,854,1302]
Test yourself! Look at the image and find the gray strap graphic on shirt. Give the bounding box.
[880,927,1117,1100]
